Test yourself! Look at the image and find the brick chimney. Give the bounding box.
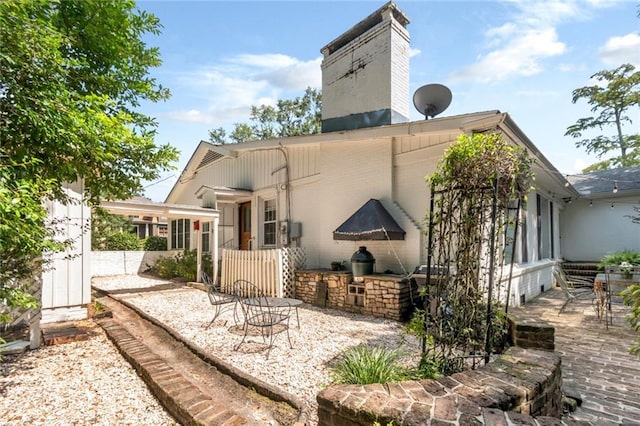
[320,2,410,133]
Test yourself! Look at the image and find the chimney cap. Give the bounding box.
[320,1,409,56]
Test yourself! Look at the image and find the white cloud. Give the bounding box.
[232,53,298,69]
[166,53,322,124]
[254,57,322,91]
[164,105,253,125]
[165,109,211,124]
[448,0,622,84]
[450,28,566,83]
[558,63,587,72]
[599,33,640,67]
[409,48,421,58]
[512,1,584,27]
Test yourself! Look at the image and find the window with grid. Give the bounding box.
[170,218,190,249]
[202,221,210,252]
[263,199,276,246]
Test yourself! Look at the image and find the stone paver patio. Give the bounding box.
[510,287,640,425]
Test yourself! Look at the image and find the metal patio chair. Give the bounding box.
[202,271,238,328]
[600,264,637,329]
[232,280,293,359]
[553,267,594,315]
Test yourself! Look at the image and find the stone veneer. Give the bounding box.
[316,346,564,425]
[295,270,416,321]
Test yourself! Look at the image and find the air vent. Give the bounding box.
[197,150,224,169]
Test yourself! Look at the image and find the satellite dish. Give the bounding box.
[413,84,452,119]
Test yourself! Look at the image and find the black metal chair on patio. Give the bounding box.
[232,279,293,359]
[600,264,637,329]
[553,267,594,315]
[202,271,238,328]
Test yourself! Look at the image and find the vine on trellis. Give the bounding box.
[414,132,533,375]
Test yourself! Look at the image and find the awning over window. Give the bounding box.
[333,199,406,241]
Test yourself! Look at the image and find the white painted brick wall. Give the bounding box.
[321,14,409,121]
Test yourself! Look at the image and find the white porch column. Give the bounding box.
[213,216,219,285]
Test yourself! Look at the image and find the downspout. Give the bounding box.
[278,144,291,224]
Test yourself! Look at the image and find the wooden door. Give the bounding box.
[239,202,251,250]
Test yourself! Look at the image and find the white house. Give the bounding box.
[562,166,640,262]
[164,2,578,307]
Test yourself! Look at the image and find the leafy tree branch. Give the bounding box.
[565,64,640,171]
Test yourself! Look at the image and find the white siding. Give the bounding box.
[41,181,91,323]
[561,197,640,262]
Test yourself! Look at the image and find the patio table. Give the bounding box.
[243,297,302,328]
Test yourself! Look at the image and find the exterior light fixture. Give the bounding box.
[613,181,618,193]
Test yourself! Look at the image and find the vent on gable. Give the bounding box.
[197,150,224,170]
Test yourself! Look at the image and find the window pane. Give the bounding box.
[202,221,210,252]
[185,219,190,249]
[177,219,184,249]
[264,222,276,245]
[264,199,276,222]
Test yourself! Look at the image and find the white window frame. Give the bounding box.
[202,221,211,253]
[170,218,191,250]
[262,198,277,247]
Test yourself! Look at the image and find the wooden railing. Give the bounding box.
[220,248,305,298]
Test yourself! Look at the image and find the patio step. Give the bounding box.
[562,262,599,280]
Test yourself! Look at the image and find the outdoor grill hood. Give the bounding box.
[333,199,406,241]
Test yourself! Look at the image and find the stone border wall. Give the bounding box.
[317,346,563,425]
[295,270,416,321]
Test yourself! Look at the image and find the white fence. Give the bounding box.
[220,248,305,297]
[90,251,166,276]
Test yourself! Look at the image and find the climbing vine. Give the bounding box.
[413,132,533,375]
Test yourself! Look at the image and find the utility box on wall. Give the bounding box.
[290,222,302,239]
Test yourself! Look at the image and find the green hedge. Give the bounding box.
[144,236,167,251]
[104,232,142,251]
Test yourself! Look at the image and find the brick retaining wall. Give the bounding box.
[316,346,563,425]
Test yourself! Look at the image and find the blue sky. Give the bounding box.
[137,0,640,201]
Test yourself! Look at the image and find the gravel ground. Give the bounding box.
[0,320,178,425]
[95,275,421,425]
[1,274,420,426]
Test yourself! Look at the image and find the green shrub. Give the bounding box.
[174,250,198,281]
[151,255,179,279]
[148,249,213,281]
[599,250,640,269]
[622,284,640,358]
[330,344,408,385]
[104,232,142,251]
[144,236,167,251]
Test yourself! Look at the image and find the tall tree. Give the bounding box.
[565,63,640,171]
[208,87,322,144]
[0,0,178,321]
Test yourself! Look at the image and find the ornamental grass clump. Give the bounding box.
[330,344,408,385]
